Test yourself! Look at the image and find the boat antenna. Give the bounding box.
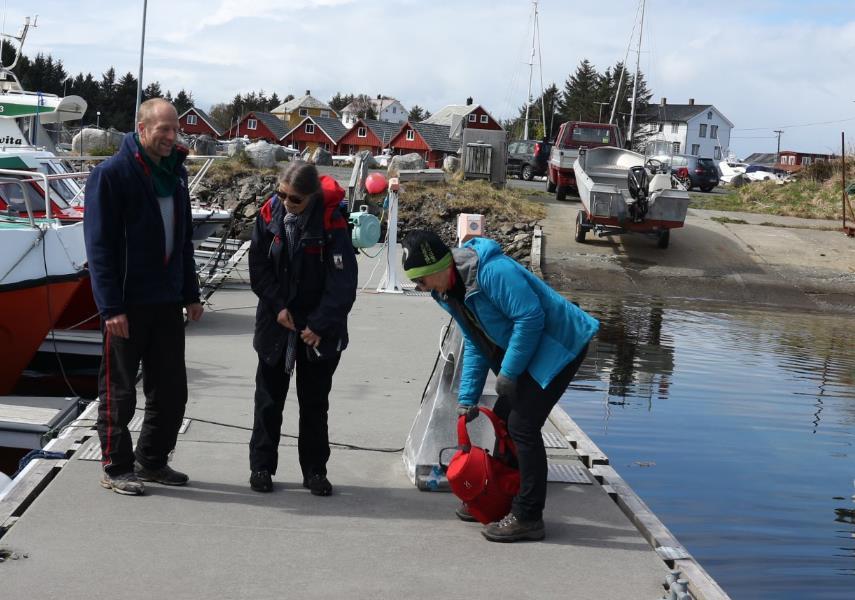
[133,0,148,130]
[0,14,35,72]
[627,0,646,148]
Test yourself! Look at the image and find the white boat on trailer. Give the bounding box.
[572,146,690,249]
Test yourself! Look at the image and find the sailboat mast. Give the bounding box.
[627,0,645,148]
[523,0,538,140]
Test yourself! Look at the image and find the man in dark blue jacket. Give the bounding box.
[248,162,357,495]
[84,98,203,496]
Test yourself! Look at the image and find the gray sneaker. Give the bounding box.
[100,471,145,496]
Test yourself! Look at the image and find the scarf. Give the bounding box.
[282,209,307,374]
[134,134,180,197]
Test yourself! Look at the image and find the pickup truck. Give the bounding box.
[547,121,621,201]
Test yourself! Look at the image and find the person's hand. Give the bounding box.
[456,404,480,422]
[495,374,517,401]
[276,308,295,330]
[105,314,129,338]
[300,327,321,348]
[185,302,204,321]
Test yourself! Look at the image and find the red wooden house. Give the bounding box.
[220,111,288,143]
[423,100,503,139]
[337,118,401,155]
[281,116,349,153]
[178,107,223,138]
[388,121,459,168]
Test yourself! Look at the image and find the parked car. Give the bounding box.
[670,154,719,192]
[743,164,792,183]
[507,139,551,180]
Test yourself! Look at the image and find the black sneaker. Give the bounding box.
[134,462,189,486]
[100,471,145,496]
[250,470,273,493]
[455,502,478,522]
[482,513,545,542]
[304,473,332,496]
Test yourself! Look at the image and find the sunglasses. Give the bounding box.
[277,190,306,205]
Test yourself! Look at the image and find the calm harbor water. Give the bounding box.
[560,295,855,600]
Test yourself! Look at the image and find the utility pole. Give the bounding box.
[523,0,540,140]
[774,130,783,165]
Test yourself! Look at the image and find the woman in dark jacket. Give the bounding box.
[247,162,357,495]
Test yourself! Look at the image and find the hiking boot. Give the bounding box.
[303,474,333,496]
[482,513,545,542]
[135,462,189,486]
[455,502,478,522]
[100,471,145,496]
[250,470,273,493]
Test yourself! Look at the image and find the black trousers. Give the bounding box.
[96,304,188,476]
[249,339,341,478]
[492,344,588,522]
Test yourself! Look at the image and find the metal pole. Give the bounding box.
[133,0,148,129]
[843,131,846,231]
[627,0,645,147]
[523,0,537,140]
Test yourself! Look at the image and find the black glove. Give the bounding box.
[456,404,480,422]
[495,374,517,401]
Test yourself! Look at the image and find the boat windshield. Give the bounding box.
[37,161,82,206]
[0,179,46,214]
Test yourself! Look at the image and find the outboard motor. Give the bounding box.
[627,166,650,223]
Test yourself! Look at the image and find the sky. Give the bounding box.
[5,0,855,158]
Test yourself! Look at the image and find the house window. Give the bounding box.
[186,114,198,125]
[714,146,721,160]
[658,123,663,132]
[699,124,707,138]
[247,118,257,130]
[671,122,679,134]
[299,108,308,117]
[802,156,811,166]
[406,129,415,141]
[320,110,329,118]
[710,125,718,139]
[468,114,476,122]
[691,144,700,156]
[480,114,489,123]
[707,111,712,119]
[305,123,315,134]
[392,107,396,114]
[672,142,681,154]
[357,126,367,138]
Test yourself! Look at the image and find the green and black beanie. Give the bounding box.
[401,230,452,280]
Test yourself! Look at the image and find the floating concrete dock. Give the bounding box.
[0,245,727,599]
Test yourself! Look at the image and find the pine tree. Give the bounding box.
[143,81,163,102]
[173,89,194,115]
[557,59,600,123]
[112,72,137,131]
[268,92,280,111]
[408,105,425,121]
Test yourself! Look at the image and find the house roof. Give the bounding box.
[251,111,289,139]
[423,104,475,126]
[283,115,349,144]
[362,119,402,145]
[743,152,778,165]
[179,106,223,136]
[312,116,349,143]
[410,122,459,152]
[646,103,734,128]
[342,96,405,115]
[273,94,333,114]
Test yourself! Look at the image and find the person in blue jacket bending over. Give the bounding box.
[401,229,599,542]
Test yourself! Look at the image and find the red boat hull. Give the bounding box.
[54,276,100,330]
[0,275,88,395]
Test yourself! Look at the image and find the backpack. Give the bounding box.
[444,407,520,525]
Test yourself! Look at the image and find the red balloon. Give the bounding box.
[365,172,387,194]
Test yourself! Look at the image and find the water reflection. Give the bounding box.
[559,294,855,599]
